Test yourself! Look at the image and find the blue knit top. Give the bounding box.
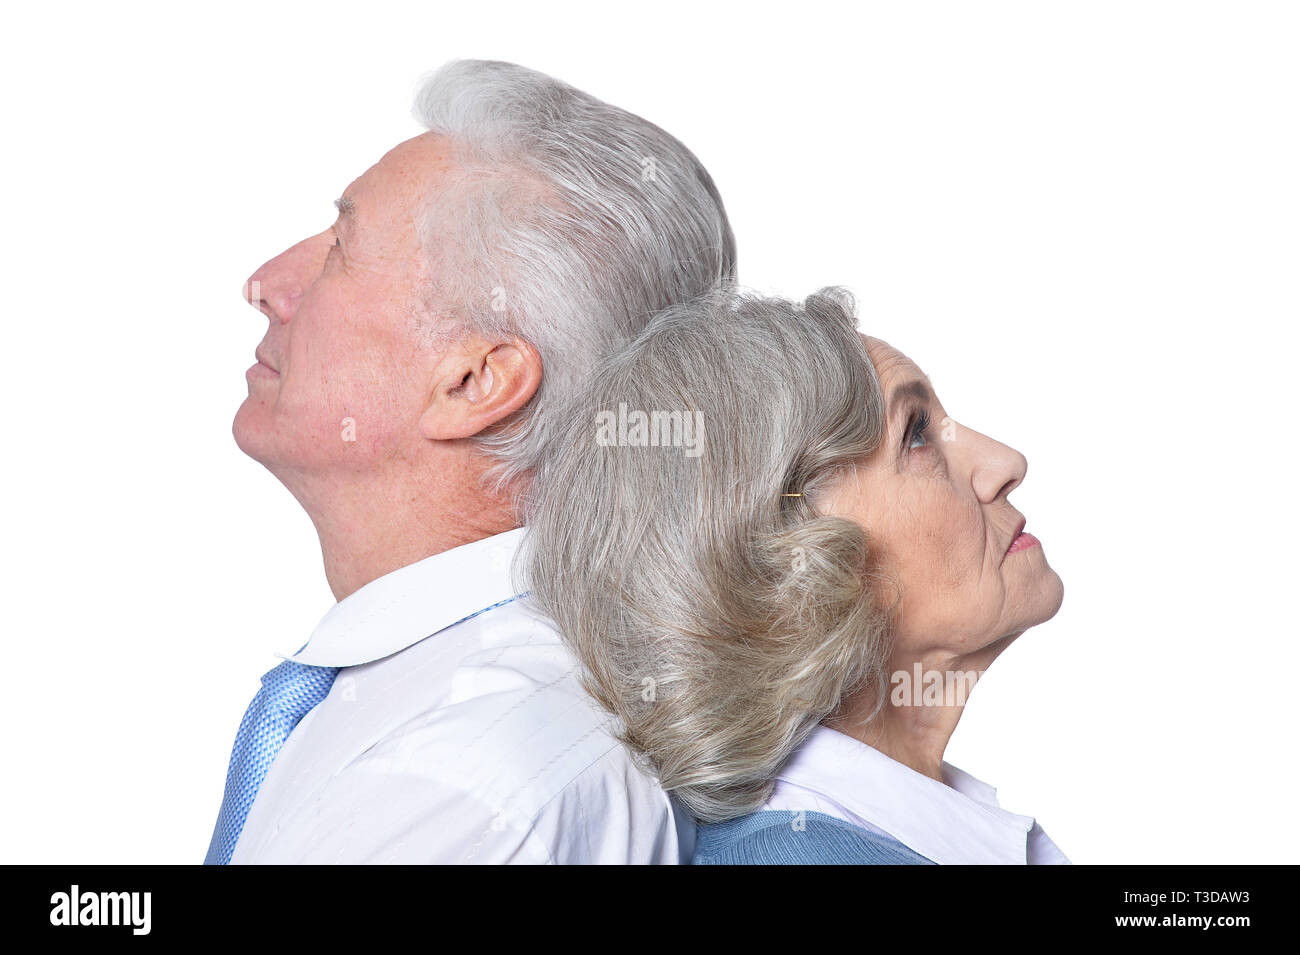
[693,810,937,865]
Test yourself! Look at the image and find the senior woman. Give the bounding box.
[520,287,1068,864]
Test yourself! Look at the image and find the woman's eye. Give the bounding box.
[907,409,932,450]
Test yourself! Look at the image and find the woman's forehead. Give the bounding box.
[862,335,921,384]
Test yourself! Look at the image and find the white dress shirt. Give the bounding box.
[229,527,692,864]
[763,726,1069,865]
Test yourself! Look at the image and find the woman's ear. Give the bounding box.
[419,336,542,441]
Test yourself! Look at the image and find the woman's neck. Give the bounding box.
[830,697,961,782]
[828,635,1021,781]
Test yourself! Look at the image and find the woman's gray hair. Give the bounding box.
[520,286,894,823]
[412,60,736,495]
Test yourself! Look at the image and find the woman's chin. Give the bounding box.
[1032,568,1066,626]
[1004,569,1065,637]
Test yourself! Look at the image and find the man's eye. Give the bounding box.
[906,409,932,450]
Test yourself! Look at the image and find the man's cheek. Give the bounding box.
[327,380,410,456]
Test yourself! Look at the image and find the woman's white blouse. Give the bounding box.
[763,726,1070,864]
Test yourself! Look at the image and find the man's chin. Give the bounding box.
[232,402,276,465]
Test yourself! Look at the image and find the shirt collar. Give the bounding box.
[284,527,528,667]
[774,725,1040,865]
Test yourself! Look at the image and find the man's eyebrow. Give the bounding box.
[333,195,356,220]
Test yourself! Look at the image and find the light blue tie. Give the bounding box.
[203,659,339,865]
[203,593,525,864]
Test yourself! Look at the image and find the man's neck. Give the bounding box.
[317,509,517,601]
[286,465,519,601]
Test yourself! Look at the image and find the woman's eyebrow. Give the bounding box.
[888,379,934,422]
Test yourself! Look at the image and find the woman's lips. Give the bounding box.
[1006,531,1041,555]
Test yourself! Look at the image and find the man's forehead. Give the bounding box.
[334,132,456,224]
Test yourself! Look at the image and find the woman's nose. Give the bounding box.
[963,426,1028,504]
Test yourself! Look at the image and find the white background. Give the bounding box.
[2,0,1295,864]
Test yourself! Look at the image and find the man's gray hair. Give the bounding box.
[412,60,736,494]
[520,287,894,822]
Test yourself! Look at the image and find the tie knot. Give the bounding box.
[260,660,339,713]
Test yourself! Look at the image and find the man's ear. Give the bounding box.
[419,336,542,441]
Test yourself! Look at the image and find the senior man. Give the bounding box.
[205,60,734,864]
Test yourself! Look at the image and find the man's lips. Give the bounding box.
[247,349,280,381]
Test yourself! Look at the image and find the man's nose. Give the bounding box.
[242,232,329,325]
